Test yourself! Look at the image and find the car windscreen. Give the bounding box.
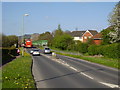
[45,48,50,50]
[33,50,39,51]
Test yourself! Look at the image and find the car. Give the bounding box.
[32,49,40,56]
[30,49,34,54]
[44,47,51,54]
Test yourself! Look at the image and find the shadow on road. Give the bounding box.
[36,68,105,82]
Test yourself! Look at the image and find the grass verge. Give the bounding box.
[2,52,36,88]
[56,52,119,69]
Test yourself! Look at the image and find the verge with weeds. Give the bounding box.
[2,52,36,88]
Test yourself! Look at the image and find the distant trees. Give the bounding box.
[53,33,73,50]
[38,32,53,46]
[52,24,73,50]
[0,33,2,47]
[52,24,63,37]
[2,34,18,47]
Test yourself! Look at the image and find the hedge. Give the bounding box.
[88,45,100,55]
[101,43,120,58]
[2,48,18,65]
[88,43,120,58]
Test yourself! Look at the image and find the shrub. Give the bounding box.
[9,49,17,56]
[88,43,120,58]
[88,45,99,55]
[101,43,120,58]
[53,33,73,50]
[2,48,18,65]
[78,43,88,53]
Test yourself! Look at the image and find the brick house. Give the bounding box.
[92,33,102,45]
[82,30,98,43]
[70,30,98,43]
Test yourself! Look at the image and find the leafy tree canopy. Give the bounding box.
[101,26,114,45]
[108,1,120,43]
[38,32,53,46]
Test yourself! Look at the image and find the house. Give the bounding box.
[82,30,98,43]
[70,30,98,43]
[70,31,85,42]
[92,33,102,45]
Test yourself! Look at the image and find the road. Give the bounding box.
[27,48,119,88]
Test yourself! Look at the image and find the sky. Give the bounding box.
[2,2,118,36]
[1,0,120,2]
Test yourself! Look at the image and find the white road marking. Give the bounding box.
[99,82,120,88]
[69,66,78,72]
[41,53,119,88]
[80,72,94,79]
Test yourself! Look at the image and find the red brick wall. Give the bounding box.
[82,32,93,43]
[93,40,102,45]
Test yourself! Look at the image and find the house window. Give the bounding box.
[88,36,91,38]
[84,36,87,39]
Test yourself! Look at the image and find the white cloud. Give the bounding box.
[1,0,120,2]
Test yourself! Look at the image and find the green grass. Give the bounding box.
[56,52,120,69]
[39,46,44,49]
[50,47,81,53]
[2,52,36,88]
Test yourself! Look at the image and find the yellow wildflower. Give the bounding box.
[5,77,8,79]
[16,83,19,85]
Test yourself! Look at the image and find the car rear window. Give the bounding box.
[34,50,39,51]
[45,48,50,50]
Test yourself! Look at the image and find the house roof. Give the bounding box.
[70,31,86,37]
[69,30,98,37]
[87,30,98,36]
[92,33,102,39]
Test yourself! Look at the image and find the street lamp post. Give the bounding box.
[22,14,29,56]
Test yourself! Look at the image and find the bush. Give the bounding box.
[2,48,18,65]
[88,43,120,58]
[9,49,17,56]
[53,33,73,50]
[101,43,120,58]
[78,43,88,53]
[88,45,99,55]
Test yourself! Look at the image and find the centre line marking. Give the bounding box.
[99,82,120,88]
[80,72,94,79]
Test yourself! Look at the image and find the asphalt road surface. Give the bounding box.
[27,48,119,88]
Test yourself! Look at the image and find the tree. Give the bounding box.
[7,35,18,47]
[53,33,73,50]
[2,34,18,47]
[108,1,120,43]
[52,24,63,37]
[101,26,114,45]
[38,32,53,46]
[74,41,88,53]
[58,24,62,31]
[2,34,9,47]
[0,33,2,47]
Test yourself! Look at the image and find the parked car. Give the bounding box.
[44,47,51,54]
[32,49,40,56]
